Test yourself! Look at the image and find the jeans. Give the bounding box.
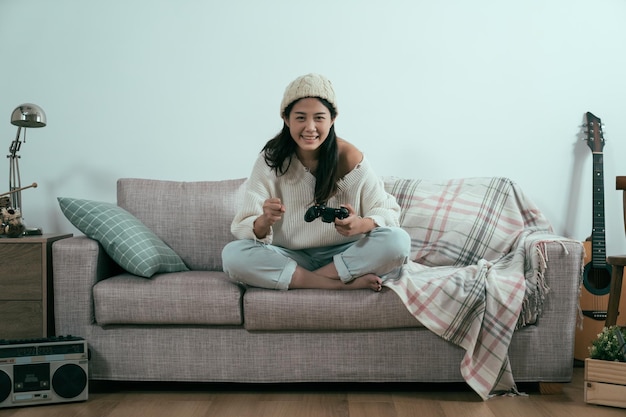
[221,227,411,290]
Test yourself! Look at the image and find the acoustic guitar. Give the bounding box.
[574,112,626,361]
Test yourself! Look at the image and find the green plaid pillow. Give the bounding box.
[57,197,188,278]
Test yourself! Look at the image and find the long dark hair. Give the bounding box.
[262,97,339,205]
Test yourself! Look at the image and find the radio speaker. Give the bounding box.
[0,371,10,404]
[52,363,88,399]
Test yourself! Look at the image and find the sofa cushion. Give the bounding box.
[117,178,246,271]
[243,287,422,331]
[57,197,189,278]
[93,271,244,326]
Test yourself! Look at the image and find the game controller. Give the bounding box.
[304,204,349,223]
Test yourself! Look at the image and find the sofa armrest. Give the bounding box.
[519,238,583,373]
[52,236,122,335]
[535,238,584,321]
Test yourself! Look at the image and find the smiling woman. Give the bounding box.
[222,73,411,292]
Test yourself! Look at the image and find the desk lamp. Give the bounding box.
[7,103,46,219]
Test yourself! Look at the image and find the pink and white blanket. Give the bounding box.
[383,177,571,400]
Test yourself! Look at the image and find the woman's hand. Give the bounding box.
[334,204,376,237]
[253,198,285,239]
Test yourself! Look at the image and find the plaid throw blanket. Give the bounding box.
[383,177,568,400]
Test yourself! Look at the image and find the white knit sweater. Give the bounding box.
[231,153,400,250]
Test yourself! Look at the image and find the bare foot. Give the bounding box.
[290,267,382,291]
[313,264,381,291]
[343,274,382,292]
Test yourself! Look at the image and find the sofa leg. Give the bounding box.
[539,382,564,394]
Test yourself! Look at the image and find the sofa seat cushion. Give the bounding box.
[93,271,244,326]
[243,287,422,331]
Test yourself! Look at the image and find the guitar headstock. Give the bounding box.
[585,112,605,153]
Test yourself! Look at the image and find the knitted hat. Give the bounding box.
[280,73,337,118]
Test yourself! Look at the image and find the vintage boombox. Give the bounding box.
[0,336,88,408]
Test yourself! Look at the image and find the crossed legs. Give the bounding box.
[222,227,410,292]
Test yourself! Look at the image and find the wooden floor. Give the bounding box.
[0,367,624,417]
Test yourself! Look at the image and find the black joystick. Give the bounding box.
[304,204,349,223]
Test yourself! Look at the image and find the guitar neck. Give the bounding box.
[591,152,607,267]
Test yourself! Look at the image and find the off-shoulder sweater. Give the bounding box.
[230,153,400,250]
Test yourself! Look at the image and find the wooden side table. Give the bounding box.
[0,233,72,339]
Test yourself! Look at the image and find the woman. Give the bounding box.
[222,73,410,291]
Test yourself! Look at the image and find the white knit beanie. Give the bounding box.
[280,73,337,118]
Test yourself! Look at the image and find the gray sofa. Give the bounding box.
[52,176,583,393]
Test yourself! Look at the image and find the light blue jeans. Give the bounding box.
[221,227,411,290]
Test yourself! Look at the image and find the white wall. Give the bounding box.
[1,0,626,255]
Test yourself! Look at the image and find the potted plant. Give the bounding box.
[584,325,626,408]
[589,325,626,362]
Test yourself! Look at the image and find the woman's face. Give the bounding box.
[284,97,335,157]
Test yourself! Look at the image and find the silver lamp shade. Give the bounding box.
[11,103,47,128]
